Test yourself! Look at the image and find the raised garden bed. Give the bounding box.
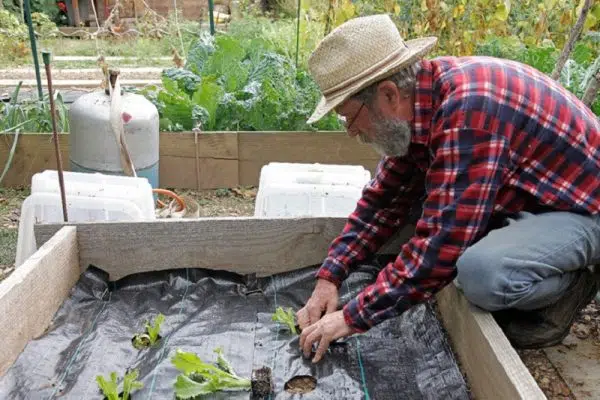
[0,131,381,189]
[0,217,545,399]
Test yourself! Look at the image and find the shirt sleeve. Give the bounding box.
[315,154,425,287]
[343,126,509,333]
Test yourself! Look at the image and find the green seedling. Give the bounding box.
[272,306,299,335]
[95,369,143,400]
[171,348,272,399]
[132,313,165,349]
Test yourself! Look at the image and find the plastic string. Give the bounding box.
[344,280,371,400]
[47,289,112,399]
[267,275,280,400]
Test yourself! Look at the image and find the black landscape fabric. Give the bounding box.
[0,256,470,399]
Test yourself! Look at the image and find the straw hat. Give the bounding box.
[307,14,437,124]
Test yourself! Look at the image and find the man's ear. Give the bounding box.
[375,80,402,116]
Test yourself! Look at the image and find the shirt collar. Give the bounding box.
[411,59,435,146]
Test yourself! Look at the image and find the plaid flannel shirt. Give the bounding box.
[316,56,600,333]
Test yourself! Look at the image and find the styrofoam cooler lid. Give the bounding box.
[258,162,371,188]
[15,192,149,267]
[31,170,155,218]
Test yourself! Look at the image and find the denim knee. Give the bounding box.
[455,247,508,311]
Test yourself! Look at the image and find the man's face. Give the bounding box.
[358,109,412,157]
[336,82,413,157]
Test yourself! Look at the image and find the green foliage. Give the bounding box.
[272,306,298,334]
[0,82,69,134]
[138,26,342,132]
[95,369,143,400]
[171,348,251,399]
[2,0,60,22]
[132,313,165,349]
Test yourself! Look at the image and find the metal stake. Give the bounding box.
[23,0,43,100]
[208,0,215,35]
[42,50,68,222]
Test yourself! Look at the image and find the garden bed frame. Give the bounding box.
[0,131,380,189]
[0,217,546,399]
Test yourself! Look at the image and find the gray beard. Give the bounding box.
[359,117,412,157]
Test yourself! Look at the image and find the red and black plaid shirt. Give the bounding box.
[316,56,600,333]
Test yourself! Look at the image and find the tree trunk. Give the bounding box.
[551,0,592,80]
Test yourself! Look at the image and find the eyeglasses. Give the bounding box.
[338,103,365,132]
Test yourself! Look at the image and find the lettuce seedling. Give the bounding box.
[96,369,143,400]
[132,313,165,349]
[171,348,252,399]
[272,306,299,335]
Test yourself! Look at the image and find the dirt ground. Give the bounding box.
[0,186,599,399]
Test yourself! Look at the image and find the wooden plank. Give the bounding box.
[1,132,380,189]
[0,133,68,187]
[238,132,381,186]
[160,132,238,159]
[34,218,412,281]
[436,282,546,400]
[0,226,79,377]
[159,155,239,189]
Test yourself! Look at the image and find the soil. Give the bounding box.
[283,375,317,394]
[251,366,273,398]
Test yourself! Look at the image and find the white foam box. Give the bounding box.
[15,170,156,267]
[254,162,371,217]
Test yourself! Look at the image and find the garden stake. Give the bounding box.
[23,0,43,100]
[42,50,68,222]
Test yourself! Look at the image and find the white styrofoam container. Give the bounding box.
[15,192,149,267]
[15,170,157,268]
[31,170,155,218]
[254,162,371,217]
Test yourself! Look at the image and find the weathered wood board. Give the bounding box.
[0,131,380,189]
[0,226,79,376]
[34,218,411,281]
[437,281,546,399]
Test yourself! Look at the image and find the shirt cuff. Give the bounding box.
[342,297,372,333]
[315,257,349,287]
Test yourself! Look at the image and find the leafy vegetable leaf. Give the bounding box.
[173,374,216,398]
[122,369,144,400]
[146,313,165,344]
[96,372,120,400]
[272,306,298,334]
[171,349,251,399]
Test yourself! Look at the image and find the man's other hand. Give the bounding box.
[296,279,339,330]
[299,310,354,363]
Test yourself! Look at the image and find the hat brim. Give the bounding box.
[307,37,437,125]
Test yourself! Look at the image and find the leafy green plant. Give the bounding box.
[1,82,70,133]
[137,25,342,132]
[132,313,165,349]
[272,306,298,334]
[96,369,143,400]
[171,348,252,398]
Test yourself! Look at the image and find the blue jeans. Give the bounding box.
[455,211,600,311]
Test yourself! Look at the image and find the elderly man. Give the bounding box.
[297,13,600,363]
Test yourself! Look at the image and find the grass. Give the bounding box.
[0,17,203,69]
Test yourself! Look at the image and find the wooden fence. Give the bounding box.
[0,132,381,189]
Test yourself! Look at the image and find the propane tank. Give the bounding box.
[68,70,160,188]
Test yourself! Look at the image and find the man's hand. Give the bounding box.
[299,310,354,363]
[296,279,339,330]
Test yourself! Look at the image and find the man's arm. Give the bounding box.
[316,152,426,287]
[343,127,509,332]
